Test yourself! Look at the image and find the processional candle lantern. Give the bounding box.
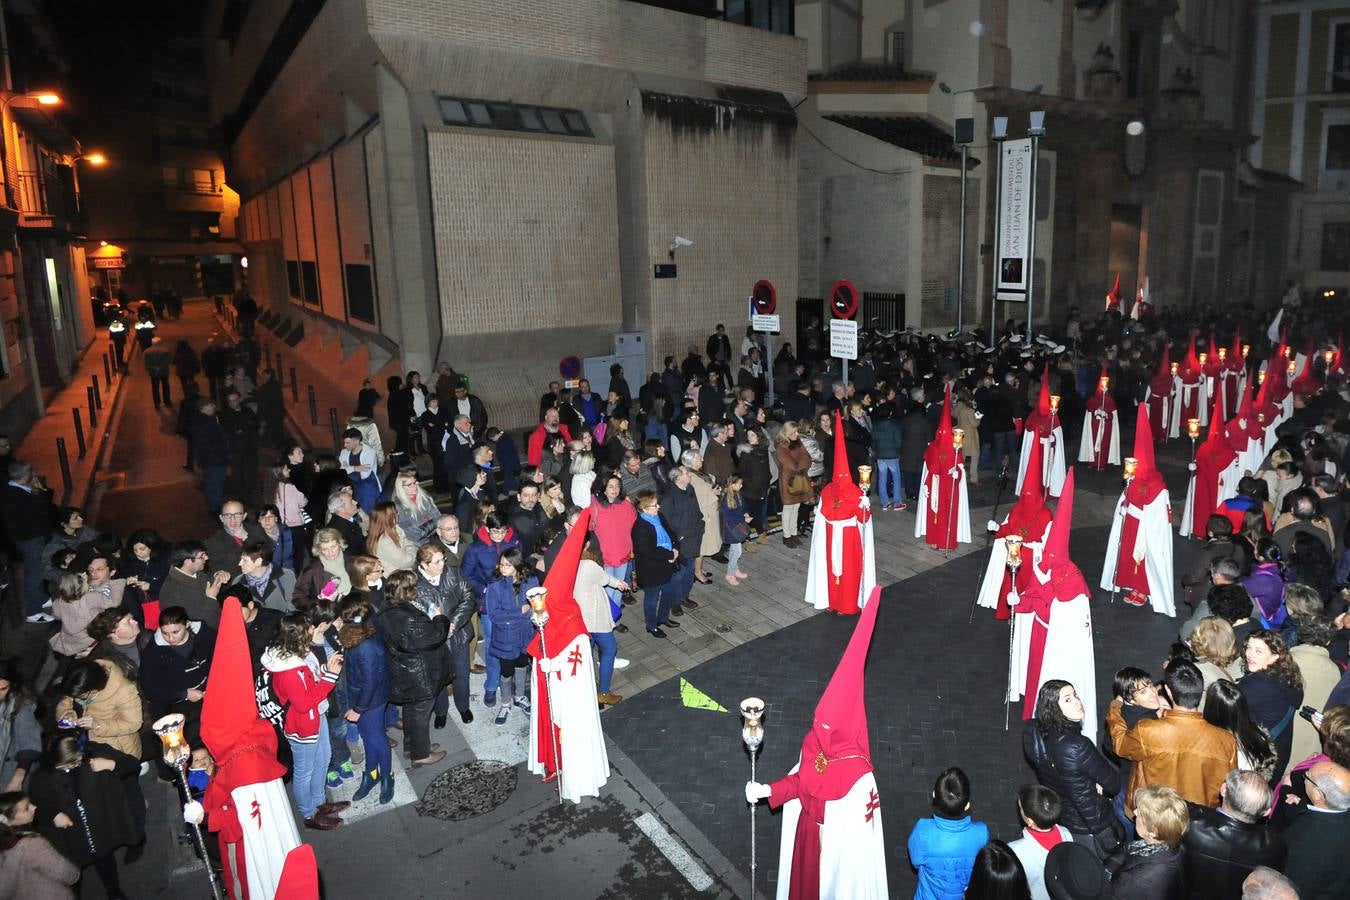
[1186,418,1201,441]
[856,464,872,490]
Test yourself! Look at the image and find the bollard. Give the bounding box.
[87,386,98,429]
[307,385,318,426]
[102,352,112,389]
[91,374,102,410]
[72,408,86,459]
[329,408,341,451]
[56,437,73,495]
[290,367,299,403]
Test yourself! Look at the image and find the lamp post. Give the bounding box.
[740,697,766,895]
[1025,111,1046,339]
[1003,535,1023,730]
[989,116,1008,347]
[153,714,224,900]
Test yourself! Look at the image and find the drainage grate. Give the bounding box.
[416,759,517,821]
[715,624,733,634]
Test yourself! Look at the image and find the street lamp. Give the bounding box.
[1025,111,1046,341]
[76,152,107,166]
[0,90,63,208]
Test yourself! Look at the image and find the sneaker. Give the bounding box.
[337,760,355,781]
[513,695,531,712]
[483,691,497,708]
[25,612,54,624]
[41,598,53,609]
[725,574,739,586]
[881,504,892,511]
[494,705,510,726]
[325,771,342,788]
[894,502,907,511]
[613,657,631,670]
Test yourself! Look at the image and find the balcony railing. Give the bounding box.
[16,170,46,214]
[15,166,85,231]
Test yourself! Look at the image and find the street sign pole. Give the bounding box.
[750,281,780,406]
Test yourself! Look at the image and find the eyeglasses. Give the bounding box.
[221,511,245,519]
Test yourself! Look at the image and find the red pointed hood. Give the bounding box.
[1126,402,1165,505]
[797,585,882,801]
[831,409,851,483]
[1104,273,1121,311]
[201,598,286,781]
[1149,345,1174,395]
[1228,330,1245,372]
[1182,334,1201,380]
[1037,364,1052,417]
[1204,333,1221,375]
[1203,396,1237,465]
[1044,467,1075,565]
[527,505,592,661]
[924,385,956,473]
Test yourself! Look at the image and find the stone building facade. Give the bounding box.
[207,0,804,428]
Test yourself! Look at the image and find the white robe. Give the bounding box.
[231,780,302,900]
[1179,459,1240,538]
[914,461,971,545]
[975,523,1051,612]
[1015,427,1066,498]
[1100,490,1176,617]
[1146,385,1179,440]
[1007,583,1098,746]
[803,498,877,611]
[774,767,889,900]
[1076,408,1121,466]
[528,632,609,804]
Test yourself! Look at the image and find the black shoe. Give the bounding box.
[660,619,681,628]
[647,627,668,638]
[460,709,474,724]
[124,840,146,865]
[614,623,629,633]
[621,592,637,606]
[433,714,447,729]
[710,552,729,564]
[682,598,699,610]
[670,605,685,617]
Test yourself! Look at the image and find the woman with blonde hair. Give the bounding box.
[366,502,416,574]
[1189,616,1242,687]
[538,477,567,534]
[797,418,825,481]
[293,527,352,610]
[348,555,387,612]
[776,422,815,548]
[391,466,441,544]
[681,449,723,583]
[569,451,597,509]
[1110,785,1188,898]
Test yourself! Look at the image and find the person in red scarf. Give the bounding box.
[977,436,1053,620]
[1175,334,1205,429]
[1145,345,1178,440]
[1182,397,1238,540]
[1008,467,1098,732]
[1100,404,1175,615]
[1077,363,1120,469]
[803,412,876,615]
[1015,365,1066,498]
[915,386,970,551]
[745,586,888,900]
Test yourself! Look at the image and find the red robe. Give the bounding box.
[919,435,963,550]
[1079,390,1118,468]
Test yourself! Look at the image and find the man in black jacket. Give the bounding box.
[219,389,260,500]
[899,389,935,503]
[706,324,732,385]
[1,460,55,622]
[630,491,680,638]
[508,482,549,556]
[1182,770,1285,900]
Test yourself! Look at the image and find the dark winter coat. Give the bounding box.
[376,604,450,703]
[138,622,217,716]
[342,631,390,714]
[1023,722,1121,834]
[29,757,139,865]
[661,482,703,559]
[632,513,680,590]
[899,408,935,472]
[1108,842,1185,899]
[484,575,539,660]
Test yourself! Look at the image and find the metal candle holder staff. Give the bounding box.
[527,587,562,804]
[1111,457,1138,604]
[1242,344,1251,360]
[741,697,766,896]
[1187,418,1201,463]
[153,714,224,900]
[1003,535,1023,731]
[1095,378,1109,470]
[949,429,965,549]
[1170,362,1179,378]
[1045,395,1060,487]
[857,464,872,494]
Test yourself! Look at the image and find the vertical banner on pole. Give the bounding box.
[995,138,1034,304]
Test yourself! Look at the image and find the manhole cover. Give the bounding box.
[416,759,517,820]
[715,624,732,634]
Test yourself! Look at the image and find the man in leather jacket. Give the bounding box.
[1182,770,1286,900]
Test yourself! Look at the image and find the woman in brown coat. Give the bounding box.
[53,660,144,761]
[775,422,815,548]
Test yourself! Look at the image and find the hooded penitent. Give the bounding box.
[1190,396,1238,540]
[918,386,964,550]
[1147,345,1175,440]
[991,434,1051,620]
[1100,403,1176,617]
[1104,273,1121,312]
[804,410,877,615]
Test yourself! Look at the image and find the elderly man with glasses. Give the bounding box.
[203,499,269,577]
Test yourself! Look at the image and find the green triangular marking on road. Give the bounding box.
[679,677,728,712]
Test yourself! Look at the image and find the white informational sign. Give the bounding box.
[751,314,780,333]
[830,319,858,360]
[996,138,1034,303]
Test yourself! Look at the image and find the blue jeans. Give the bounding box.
[875,458,901,507]
[326,715,349,771]
[592,631,618,693]
[670,562,695,606]
[643,580,675,631]
[603,562,631,618]
[480,618,500,696]
[288,735,332,819]
[16,536,46,616]
[726,542,743,576]
[202,465,226,513]
[356,706,392,779]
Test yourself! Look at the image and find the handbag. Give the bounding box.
[787,473,811,495]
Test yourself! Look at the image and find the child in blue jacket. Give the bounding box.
[338,594,393,804]
[907,766,990,900]
[483,548,538,726]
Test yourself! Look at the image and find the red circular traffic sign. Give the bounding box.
[829,280,858,319]
[559,356,582,379]
[751,280,777,315]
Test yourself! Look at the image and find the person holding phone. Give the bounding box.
[260,612,348,831]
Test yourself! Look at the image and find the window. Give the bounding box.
[345,263,376,324]
[286,260,301,299]
[1328,123,1350,172]
[889,31,905,69]
[1323,223,1350,272]
[300,261,319,304]
[437,96,592,137]
[1333,21,1350,93]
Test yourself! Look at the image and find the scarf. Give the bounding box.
[640,512,672,551]
[321,554,352,597]
[244,564,274,599]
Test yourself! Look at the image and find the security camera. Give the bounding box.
[669,236,693,253]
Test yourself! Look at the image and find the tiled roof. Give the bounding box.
[822,115,979,166]
[808,63,932,83]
